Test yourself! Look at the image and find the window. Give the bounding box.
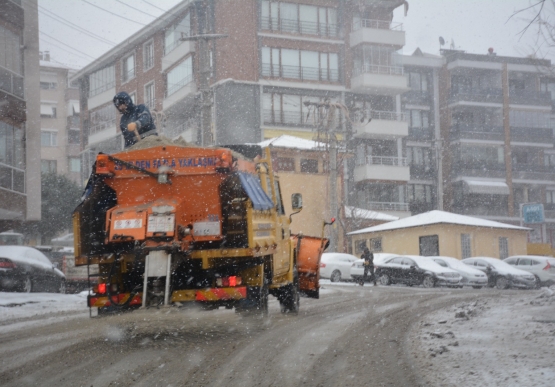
[509,110,551,128]
[461,234,471,258]
[122,54,135,83]
[68,129,80,144]
[355,240,367,254]
[261,47,339,82]
[460,145,504,165]
[275,157,295,172]
[419,235,439,256]
[69,157,81,172]
[499,237,509,259]
[406,147,432,168]
[300,159,318,173]
[164,13,191,54]
[369,237,382,252]
[89,66,115,97]
[274,180,285,215]
[143,40,154,70]
[517,258,531,266]
[41,131,57,147]
[0,25,22,75]
[546,190,555,204]
[409,110,429,128]
[166,57,193,96]
[260,1,338,37]
[540,80,555,101]
[263,92,341,128]
[353,45,402,76]
[145,82,155,109]
[90,105,117,135]
[0,121,24,168]
[41,160,57,174]
[40,103,57,118]
[408,72,428,91]
[40,82,57,90]
[407,184,433,203]
[435,259,447,267]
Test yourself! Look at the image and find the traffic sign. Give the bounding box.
[522,203,544,224]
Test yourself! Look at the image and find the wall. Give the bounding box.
[350,224,528,259]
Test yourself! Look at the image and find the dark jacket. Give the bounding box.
[362,250,374,267]
[114,92,157,148]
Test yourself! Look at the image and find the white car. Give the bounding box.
[429,256,488,289]
[504,255,555,287]
[350,253,396,283]
[462,257,536,289]
[320,253,359,282]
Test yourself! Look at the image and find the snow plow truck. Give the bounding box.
[73,139,328,315]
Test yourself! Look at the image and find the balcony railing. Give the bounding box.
[510,127,553,142]
[368,110,406,121]
[449,86,503,103]
[364,201,409,212]
[450,124,504,141]
[263,109,341,129]
[260,17,339,38]
[356,156,407,167]
[261,63,339,82]
[408,127,433,140]
[352,63,404,77]
[89,80,115,98]
[0,67,24,99]
[90,119,116,136]
[509,89,551,105]
[511,163,555,173]
[0,162,25,193]
[352,19,403,31]
[166,74,193,97]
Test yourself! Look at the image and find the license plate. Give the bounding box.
[194,221,220,236]
[147,214,175,232]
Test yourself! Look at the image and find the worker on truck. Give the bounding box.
[113,91,157,148]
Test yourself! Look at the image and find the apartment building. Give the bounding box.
[0,0,41,230]
[39,52,82,184]
[438,49,555,245]
[72,0,411,219]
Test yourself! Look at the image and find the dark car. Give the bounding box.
[375,255,461,288]
[0,246,66,293]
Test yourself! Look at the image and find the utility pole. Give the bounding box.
[180,2,227,146]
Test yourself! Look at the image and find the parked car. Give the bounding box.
[461,257,536,289]
[320,253,359,282]
[375,255,462,288]
[0,246,66,293]
[504,255,555,287]
[350,253,396,283]
[429,256,488,289]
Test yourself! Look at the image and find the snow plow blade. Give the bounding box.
[292,234,329,299]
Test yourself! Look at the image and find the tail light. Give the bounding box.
[216,276,242,287]
[0,258,16,268]
[97,283,106,294]
[320,263,326,268]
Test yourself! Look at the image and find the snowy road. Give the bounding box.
[0,286,546,386]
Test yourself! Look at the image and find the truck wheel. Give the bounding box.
[57,280,66,294]
[280,269,300,314]
[19,276,32,293]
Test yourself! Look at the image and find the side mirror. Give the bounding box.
[291,193,303,211]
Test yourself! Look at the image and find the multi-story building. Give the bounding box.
[71,0,411,222]
[438,49,555,245]
[0,0,41,230]
[39,51,82,184]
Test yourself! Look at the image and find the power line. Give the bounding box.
[38,5,117,46]
[115,0,158,19]
[40,36,95,63]
[140,0,168,12]
[40,31,97,60]
[81,0,148,26]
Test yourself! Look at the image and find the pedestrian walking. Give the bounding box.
[360,247,376,286]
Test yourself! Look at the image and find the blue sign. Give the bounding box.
[522,203,544,224]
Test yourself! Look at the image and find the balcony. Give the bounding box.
[410,164,436,179]
[0,67,24,100]
[408,126,434,141]
[448,86,503,105]
[450,124,504,142]
[161,41,195,72]
[510,127,553,143]
[263,109,341,131]
[350,19,405,48]
[260,17,339,38]
[450,161,507,179]
[511,163,555,181]
[403,90,431,105]
[354,111,408,139]
[261,64,339,83]
[0,162,25,194]
[509,90,551,107]
[354,156,410,182]
[351,64,408,95]
[359,201,411,218]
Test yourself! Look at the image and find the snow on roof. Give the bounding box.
[257,135,324,150]
[344,206,399,222]
[347,210,530,235]
[40,60,78,70]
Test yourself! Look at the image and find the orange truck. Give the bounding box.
[73,141,328,315]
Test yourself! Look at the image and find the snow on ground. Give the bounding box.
[0,291,89,322]
[408,287,555,387]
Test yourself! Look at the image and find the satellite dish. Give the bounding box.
[439,36,445,46]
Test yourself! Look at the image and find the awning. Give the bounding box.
[71,101,80,114]
[238,172,274,211]
[463,179,509,195]
[40,104,54,116]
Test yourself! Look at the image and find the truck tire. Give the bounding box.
[280,269,300,314]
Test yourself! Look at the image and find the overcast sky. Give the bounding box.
[37,0,553,70]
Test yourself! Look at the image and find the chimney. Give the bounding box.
[487,47,496,56]
[44,51,50,61]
